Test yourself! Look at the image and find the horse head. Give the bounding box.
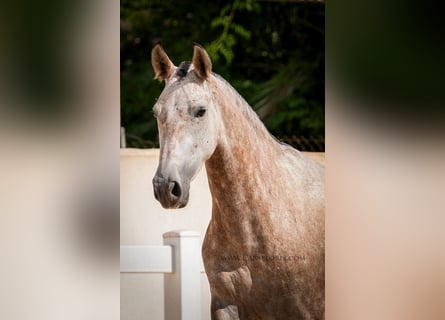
[151,43,219,209]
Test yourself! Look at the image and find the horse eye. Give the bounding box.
[195,107,206,118]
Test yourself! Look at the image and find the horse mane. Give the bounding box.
[211,73,263,123]
[210,72,294,150]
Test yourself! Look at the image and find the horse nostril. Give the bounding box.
[170,181,182,198]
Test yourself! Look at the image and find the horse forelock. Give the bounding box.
[175,61,192,79]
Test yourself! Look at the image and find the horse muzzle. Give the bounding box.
[152,175,189,209]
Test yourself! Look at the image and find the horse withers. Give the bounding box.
[151,43,325,320]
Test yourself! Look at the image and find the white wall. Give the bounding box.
[120,148,324,320]
[120,149,212,320]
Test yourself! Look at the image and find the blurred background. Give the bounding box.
[0,0,120,319]
[120,0,325,151]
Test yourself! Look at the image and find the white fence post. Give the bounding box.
[163,230,201,320]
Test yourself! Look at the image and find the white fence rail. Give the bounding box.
[120,230,204,320]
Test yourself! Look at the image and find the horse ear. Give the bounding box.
[192,43,212,79]
[151,43,175,82]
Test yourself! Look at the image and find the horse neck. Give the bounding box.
[204,76,283,226]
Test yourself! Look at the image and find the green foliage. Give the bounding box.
[120,65,161,146]
[121,0,324,147]
[207,0,258,64]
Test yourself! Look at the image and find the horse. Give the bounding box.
[151,43,325,320]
